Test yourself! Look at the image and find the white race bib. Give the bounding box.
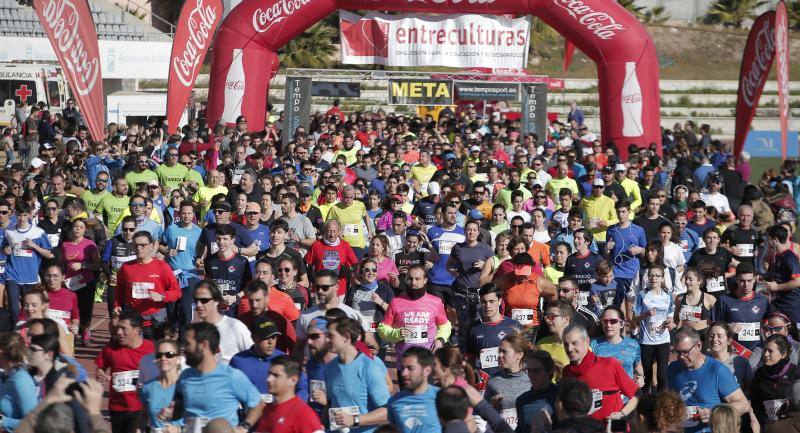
[438,241,455,255]
[511,308,534,326]
[47,234,60,247]
[111,255,136,271]
[131,282,155,299]
[735,243,755,257]
[588,389,603,415]
[329,406,360,431]
[683,406,701,428]
[680,239,689,252]
[112,370,139,392]
[65,275,87,291]
[706,276,725,293]
[479,347,500,369]
[47,309,71,323]
[578,291,590,307]
[679,305,702,322]
[261,393,274,404]
[737,322,761,342]
[185,417,210,433]
[310,380,326,394]
[210,242,219,254]
[294,302,302,311]
[404,325,427,344]
[764,399,788,421]
[500,408,518,430]
[343,224,359,236]
[13,244,32,257]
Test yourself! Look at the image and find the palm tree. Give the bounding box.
[706,0,768,27]
[618,0,648,20]
[528,17,561,61]
[644,6,672,23]
[278,23,338,69]
[788,0,800,31]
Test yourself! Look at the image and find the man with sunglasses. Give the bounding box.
[667,327,750,432]
[99,177,131,233]
[85,143,124,191]
[160,201,203,330]
[155,146,189,191]
[114,231,181,333]
[125,154,158,191]
[81,172,111,219]
[113,195,163,242]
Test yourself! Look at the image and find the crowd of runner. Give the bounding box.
[0,100,799,433]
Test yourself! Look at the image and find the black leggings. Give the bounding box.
[640,342,670,394]
[75,280,98,330]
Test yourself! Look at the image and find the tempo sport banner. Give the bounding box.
[454,81,519,101]
[340,11,530,69]
[283,76,312,146]
[167,0,224,133]
[33,0,104,141]
[521,83,548,138]
[389,79,453,106]
[733,11,776,159]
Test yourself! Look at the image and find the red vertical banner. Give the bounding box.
[775,1,790,160]
[33,0,105,142]
[733,11,776,159]
[563,39,575,73]
[167,0,224,133]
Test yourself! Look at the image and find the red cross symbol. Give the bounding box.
[14,85,32,101]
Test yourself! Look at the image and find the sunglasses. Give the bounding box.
[122,227,136,232]
[602,319,622,325]
[167,153,179,157]
[194,297,214,304]
[96,178,108,183]
[277,268,294,273]
[0,211,10,215]
[314,283,337,291]
[131,203,146,207]
[245,212,260,216]
[47,207,59,211]
[362,267,377,273]
[155,351,179,359]
[764,324,788,333]
[449,201,460,205]
[308,333,324,340]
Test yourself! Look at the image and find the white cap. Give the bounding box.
[30,158,45,169]
[593,178,605,187]
[470,145,481,153]
[428,181,441,196]
[615,163,627,172]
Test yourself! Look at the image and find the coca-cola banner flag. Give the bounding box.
[282,77,312,146]
[207,0,661,158]
[734,11,776,159]
[340,11,530,69]
[521,83,548,138]
[33,0,104,141]
[775,1,790,160]
[167,0,223,133]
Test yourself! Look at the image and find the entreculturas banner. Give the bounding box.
[340,11,530,69]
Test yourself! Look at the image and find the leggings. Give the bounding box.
[75,281,98,329]
[640,342,670,394]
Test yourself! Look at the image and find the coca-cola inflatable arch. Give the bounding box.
[207,0,661,157]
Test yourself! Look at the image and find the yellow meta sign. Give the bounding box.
[389,80,453,105]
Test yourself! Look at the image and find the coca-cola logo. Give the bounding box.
[252,0,311,34]
[622,93,642,103]
[552,0,626,40]
[226,80,244,91]
[40,0,99,96]
[741,19,775,107]
[172,0,219,88]
[775,11,789,117]
[406,0,496,3]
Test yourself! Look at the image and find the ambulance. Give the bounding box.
[0,62,70,126]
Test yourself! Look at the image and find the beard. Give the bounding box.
[185,348,204,368]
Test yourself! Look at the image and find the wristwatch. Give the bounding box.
[238,421,252,431]
[353,415,361,427]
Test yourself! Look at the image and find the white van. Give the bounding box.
[0,62,70,126]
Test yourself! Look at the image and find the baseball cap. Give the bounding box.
[245,202,261,213]
[428,181,441,196]
[41,142,54,150]
[615,163,627,172]
[300,184,314,197]
[468,208,484,220]
[10,163,23,173]
[147,179,160,187]
[470,145,481,153]
[543,142,555,149]
[30,158,45,169]
[251,316,281,340]
[593,178,605,187]
[450,158,463,168]
[309,317,328,333]
[212,202,233,212]
[601,166,614,174]
[709,174,723,184]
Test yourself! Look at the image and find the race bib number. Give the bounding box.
[680,239,689,252]
[232,173,243,186]
[361,310,377,332]
[185,417,210,433]
[764,399,788,421]
[131,282,155,299]
[480,347,499,369]
[294,302,302,311]
[13,244,32,257]
[111,255,136,270]
[500,408,518,430]
[511,308,534,326]
[210,242,219,254]
[578,291,590,307]
[343,224,359,236]
[438,241,455,255]
[683,406,701,428]
[47,234,60,247]
[0,261,5,274]
[679,305,702,322]
[329,406,360,431]
[706,276,725,293]
[65,275,87,291]
[261,393,274,404]
[310,380,326,394]
[588,389,603,415]
[738,322,761,342]
[112,370,139,393]
[404,325,428,344]
[47,309,71,324]
[735,243,755,258]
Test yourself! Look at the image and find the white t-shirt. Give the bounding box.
[664,242,688,294]
[295,303,368,340]
[700,192,731,214]
[214,316,254,364]
[506,210,531,223]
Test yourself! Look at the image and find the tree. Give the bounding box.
[788,0,800,31]
[618,0,648,20]
[706,0,768,28]
[278,23,338,69]
[644,6,672,23]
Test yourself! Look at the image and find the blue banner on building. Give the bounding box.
[744,130,799,158]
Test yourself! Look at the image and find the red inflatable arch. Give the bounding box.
[206,0,661,158]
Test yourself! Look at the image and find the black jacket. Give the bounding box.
[554,416,605,433]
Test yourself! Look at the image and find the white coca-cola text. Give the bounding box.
[552,0,626,40]
[172,0,219,87]
[741,18,775,108]
[40,0,100,96]
[252,0,311,34]
[226,80,245,91]
[622,93,642,103]
[407,0,496,4]
[775,11,789,117]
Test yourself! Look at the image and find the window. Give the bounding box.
[47,80,61,107]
